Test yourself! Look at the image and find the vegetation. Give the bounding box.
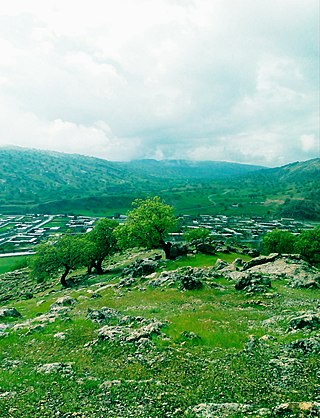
[115,196,177,258]
[1,148,319,220]
[86,218,118,274]
[263,229,296,254]
[294,226,320,265]
[0,247,319,417]
[184,227,211,243]
[263,226,320,266]
[30,235,95,287]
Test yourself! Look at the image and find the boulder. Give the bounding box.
[0,307,21,318]
[51,296,77,308]
[289,312,320,331]
[235,272,271,293]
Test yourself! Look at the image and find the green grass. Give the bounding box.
[0,255,31,274]
[165,252,251,270]
[0,250,319,417]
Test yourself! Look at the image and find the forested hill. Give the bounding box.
[0,147,262,212]
[0,147,318,218]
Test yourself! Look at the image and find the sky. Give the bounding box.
[0,0,319,167]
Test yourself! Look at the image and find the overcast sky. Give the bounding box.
[0,0,319,166]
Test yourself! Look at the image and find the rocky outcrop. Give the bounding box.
[121,258,160,278]
[0,307,21,318]
[98,319,165,344]
[235,272,271,293]
[289,312,320,331]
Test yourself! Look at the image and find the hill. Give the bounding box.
[0,249,319,416]
[0,148,263,215]
[0,147,319,219]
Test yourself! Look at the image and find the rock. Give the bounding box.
[215,259,228,270]
[272,402,320,417]
[235,272,271,293]
[126,320,164,342]
[289,312,320,331]
[0,307,21,318]
[51,296,77,308]
[242,253,279,270]
[98,319,165,344]
[98,325,128,342]
[285,337,320,354]
[167,243,189,259]
[87,307,122,323]
[195,242,216,255]
[122,258,160,278]
[180,274,203,290]
[37,362,73,374]
[54,332,66,340]
[186,403,271,417]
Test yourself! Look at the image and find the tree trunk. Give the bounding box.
[60,266,70,288]
[161,241,172,259]
[95,259,104,275]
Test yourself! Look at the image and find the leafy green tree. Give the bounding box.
[184,227,211,243]
[263,229,296,254]
[86,218,118,274]
[295,226,320,264]
[114,196,177,258]
[31,235,94,287]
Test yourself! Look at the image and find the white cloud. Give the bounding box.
[0,0,318,166]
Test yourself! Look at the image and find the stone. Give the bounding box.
[272,402,320,417]
[0,307,21,318]
[289,312,320,331]
[285,337,320,354]
[37,362,73,374]
[51,296,77,308]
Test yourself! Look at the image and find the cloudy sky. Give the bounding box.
[0,0,319,166]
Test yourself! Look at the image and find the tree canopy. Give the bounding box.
[31,234,95,287]
[263,229,296,254]
[184,227,211,243]
[294,226,320,264]
[114,196,177,258]
[86,218,118,274]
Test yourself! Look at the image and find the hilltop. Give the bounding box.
[0,147,319,219]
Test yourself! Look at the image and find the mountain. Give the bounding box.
[0,147,263,214]
[124,159,263,180]
[0,147,318,218]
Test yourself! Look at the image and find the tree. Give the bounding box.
[294,226,320,264]
[86,218,118,274]
[31,235,94,287]
[114,196,177,258]
[263,229,296,254]
[184,227,211,243]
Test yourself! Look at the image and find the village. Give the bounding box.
[0,212,313,257]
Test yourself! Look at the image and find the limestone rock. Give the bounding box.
[0,307,21,318]
[289,312,320,331]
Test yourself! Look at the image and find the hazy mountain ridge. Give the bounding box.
[0,147,318,218]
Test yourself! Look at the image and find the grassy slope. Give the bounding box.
[0,251,319,417]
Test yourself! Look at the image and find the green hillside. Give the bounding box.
[0,147,319,219]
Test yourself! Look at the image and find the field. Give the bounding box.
[0,250,319,417]
[0,255,30,274]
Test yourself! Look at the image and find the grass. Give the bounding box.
[0,250,319,417]
[0,255,31,274]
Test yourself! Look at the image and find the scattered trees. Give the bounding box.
[114,196,177,258]
[31,235,95,287]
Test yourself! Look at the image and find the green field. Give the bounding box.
[0,248,319,417]
[0,255,31,274]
